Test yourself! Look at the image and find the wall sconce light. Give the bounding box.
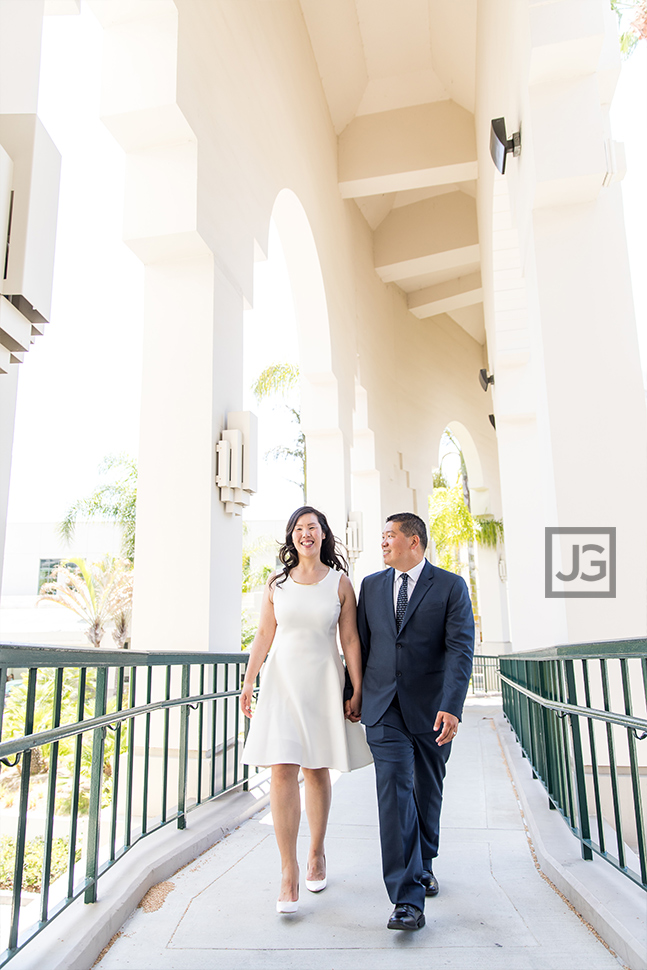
[488,414,496,430]
[490,118,521,175]
[479,368,494,391]
[216,410,258,515]
[346,511,363,564]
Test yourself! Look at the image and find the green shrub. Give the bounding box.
[0,835,82,893]
[1,669,127,815]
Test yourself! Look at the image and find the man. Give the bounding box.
[356,512,474,931]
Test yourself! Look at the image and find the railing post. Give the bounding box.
[9,668,37,951]
[564,660,593,860]
[620,659,647,883]
[85,666,108,903]
[177,664,190,829]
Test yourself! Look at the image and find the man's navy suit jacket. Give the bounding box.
[357,560,475,734]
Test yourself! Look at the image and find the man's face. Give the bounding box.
[381,521,419,572]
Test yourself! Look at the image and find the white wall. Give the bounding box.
[476,0,647,649]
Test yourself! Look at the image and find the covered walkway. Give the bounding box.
[92,700,631,970]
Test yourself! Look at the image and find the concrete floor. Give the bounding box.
[93,700,626,970]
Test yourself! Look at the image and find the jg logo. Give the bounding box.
[545,528,616,598]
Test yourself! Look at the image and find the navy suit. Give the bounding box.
[357,560,474,909]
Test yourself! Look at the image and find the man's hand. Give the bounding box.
[434,710,459,746]
[344,690,362,722]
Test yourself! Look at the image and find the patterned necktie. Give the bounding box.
[396,573,408,632]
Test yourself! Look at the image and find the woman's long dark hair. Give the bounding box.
[273,506,348,588]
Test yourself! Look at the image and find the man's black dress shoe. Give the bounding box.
[387,904,425,931]
[422,870,439,896]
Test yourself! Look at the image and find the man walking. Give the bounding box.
[357,512,474,931]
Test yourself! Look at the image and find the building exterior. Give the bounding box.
[1,0,645,658]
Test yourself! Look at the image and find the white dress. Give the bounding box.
[242,568,373,771]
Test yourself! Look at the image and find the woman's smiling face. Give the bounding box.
[292,513,325,559]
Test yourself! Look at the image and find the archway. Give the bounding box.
[434,420,510,654]
[271,189,348,539]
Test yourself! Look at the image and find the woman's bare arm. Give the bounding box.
[338,573,363,721]
[240,575,279,718]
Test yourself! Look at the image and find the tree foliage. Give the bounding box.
[39,556,133,648]
[0,667,123,813]
[252,363,306,498]
[611,0,647,57]
[59,454,137,562]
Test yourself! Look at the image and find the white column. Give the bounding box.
[131,257,244,653]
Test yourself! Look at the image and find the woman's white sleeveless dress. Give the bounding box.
[242,568,372,771]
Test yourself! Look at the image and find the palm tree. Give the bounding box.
[611,0,647,56]
[59,454,137,562]
[39,557,133,648]
[252,362,306,499]
[430,431,505,638]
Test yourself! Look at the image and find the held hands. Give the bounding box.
[434,710,459,745]
[240,682,254,719]
[344,689,362,722]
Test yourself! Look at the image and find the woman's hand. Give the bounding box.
[240,682,254,719]
[344,689,362,722]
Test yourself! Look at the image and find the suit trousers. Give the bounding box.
[366,695,451,910]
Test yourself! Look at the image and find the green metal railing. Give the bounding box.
[469,654,501,694]
[500,639,647,892]
[0,643,261,966]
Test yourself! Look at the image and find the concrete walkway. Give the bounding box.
[93,700,627,970]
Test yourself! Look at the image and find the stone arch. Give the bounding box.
[444,419,488,515]
[270,188,347,538]
[350,378,382,582]
[90,0,244,653]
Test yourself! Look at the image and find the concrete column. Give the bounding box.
[477,0,647,649]
[131,257,244,653]
[0,366,18,594]
[477,543,511,654]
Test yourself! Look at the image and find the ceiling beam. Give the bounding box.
[407,272,482,319]
[374,192,479,284]
[339,101,477,198]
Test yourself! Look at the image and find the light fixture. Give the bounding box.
[216,411,258,514]
[490,118,521,175]
[479,368,494,392]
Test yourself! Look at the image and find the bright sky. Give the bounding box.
[242,221,304,521]
[6,8,144,524]
[5,6,647,535]
[609,37,647,371]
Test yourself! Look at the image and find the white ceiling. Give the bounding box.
[299,0,483,342]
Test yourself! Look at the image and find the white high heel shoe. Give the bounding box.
[276,898,299,913]
[306,854,327,892]
[305,876,327,892]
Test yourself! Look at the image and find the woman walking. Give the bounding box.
[241,506,371,913]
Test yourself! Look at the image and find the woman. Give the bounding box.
[240,506,372,914]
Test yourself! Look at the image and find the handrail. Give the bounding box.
[0,687,245,759]
[0,643,261,966]
[500,648,647,893]
[1,642,247,666]
[498,673,647,735]
[498,638,647,661]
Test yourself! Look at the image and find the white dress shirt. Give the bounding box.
[392,557,426,613]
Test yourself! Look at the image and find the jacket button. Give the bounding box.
[396,671,402,677]
[396,643,403,649]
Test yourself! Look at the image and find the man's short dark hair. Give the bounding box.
[386,512,428,551]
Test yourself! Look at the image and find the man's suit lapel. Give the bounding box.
[380,567,397,635]
[399,560,434,634]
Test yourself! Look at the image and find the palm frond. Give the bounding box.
[251,363,299,401]
[58,454,137,561]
